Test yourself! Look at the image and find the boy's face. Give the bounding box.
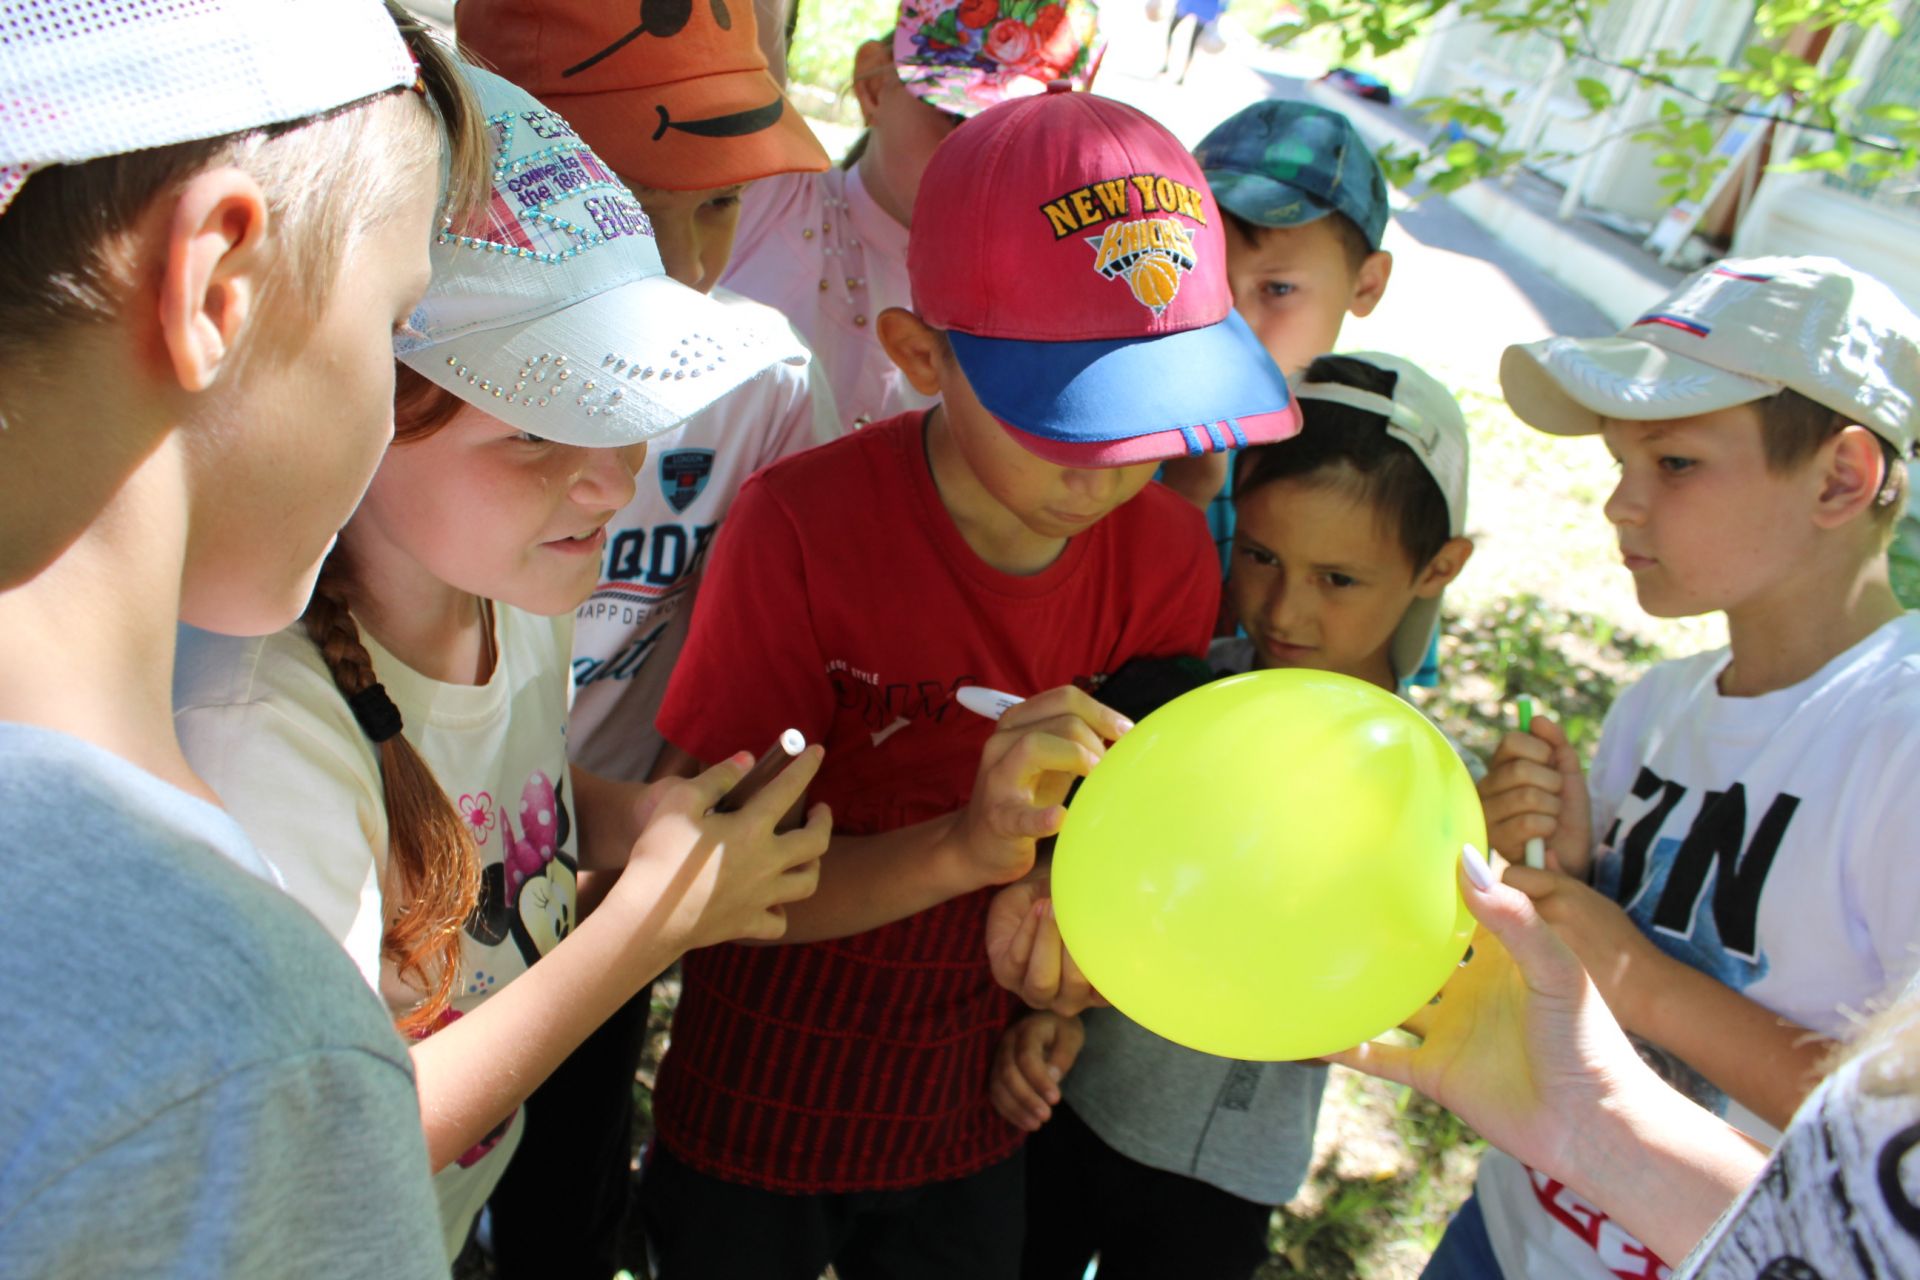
[1601,405,1823,619]
[185,152,438,636]
[938,351,1159,540]
[1228,475,1428,686]
[1223,218,1386,378]
[623,179,749,295]
[347,401,648,618]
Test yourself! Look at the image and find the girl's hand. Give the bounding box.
[1329,846,1659,1185]
[1478,717,1593,878]
[953,687,1131,889]
[989,1011,1085,1131]
[610,747,830,951]
[984,871,1107,1016]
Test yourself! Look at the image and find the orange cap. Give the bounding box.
[458,0,830,191]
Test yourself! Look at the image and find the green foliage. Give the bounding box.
[1267,0,1920,208]
[1890,511,1920,609]
[1416,591,1666,760]
[785,0,898,100]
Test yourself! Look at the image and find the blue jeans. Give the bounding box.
[1421,1193,1505,1280]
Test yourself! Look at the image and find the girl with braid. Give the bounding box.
[173,64,828,1260]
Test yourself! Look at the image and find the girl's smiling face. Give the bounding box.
[1229,471,1467,689]
[347,400,648,617]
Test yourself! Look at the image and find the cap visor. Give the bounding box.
[1205,169,1336,231]
[537,69,828,189]
[897,65,1060,118]
[950,309,1301,466]
[1501,336,1778,437]
[400,274,805,448]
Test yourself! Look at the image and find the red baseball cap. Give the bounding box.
[908,92,1298,466]
[457,0,829,191]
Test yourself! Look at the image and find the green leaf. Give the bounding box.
[1574,76,1613,112]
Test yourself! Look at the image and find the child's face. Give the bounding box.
[939,353,1159,540]
[186,158,438,635]
[623,179,748,295]
[1601,406,1820,619]
[1223,218,1384,378]
[348,401,649,616]
[1228,475,1426,686]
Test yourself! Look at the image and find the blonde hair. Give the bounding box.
[0,2,488,370]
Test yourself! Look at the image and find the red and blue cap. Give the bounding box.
[907,92,1299,466]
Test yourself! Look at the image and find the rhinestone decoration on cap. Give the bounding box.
[433,109,655,267]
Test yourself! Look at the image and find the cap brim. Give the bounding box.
[898,65,1064,118]
[399,274,805,448]
[1501,336,1778,436]
[949,309,1301,466]
[1205,169,1337,232]
[534,68,829,190]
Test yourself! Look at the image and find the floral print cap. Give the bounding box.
[894,0,1104,117]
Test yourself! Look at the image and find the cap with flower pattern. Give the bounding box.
[894,0,1104,118]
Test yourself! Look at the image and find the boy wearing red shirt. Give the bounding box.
[645,91,1301,1278]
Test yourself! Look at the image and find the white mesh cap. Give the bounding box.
[0,0,416,214]
[394,64,806,448]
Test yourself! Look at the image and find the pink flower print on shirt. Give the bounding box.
[459,792,496,842]
[409,1006,516,1167]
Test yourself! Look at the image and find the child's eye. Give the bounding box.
[1260,281,1296,300]
[1657,456,1696,474]
[1324,572,1357,589]
[515,430,546,445]
[706,193,742,212]
[1235,544,1278,568]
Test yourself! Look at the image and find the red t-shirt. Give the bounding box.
[652,412,1219,1193]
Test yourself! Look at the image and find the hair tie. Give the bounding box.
[347,684,405,744]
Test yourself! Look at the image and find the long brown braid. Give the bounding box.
[301,557,482,1035]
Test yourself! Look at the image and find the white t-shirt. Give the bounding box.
[173,605,581,1259]
[718,164,936,432]
[1478,613,1920,1280]
[570,288,834,782]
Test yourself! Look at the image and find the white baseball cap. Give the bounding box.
[1502,256,1920,453]
[0,0,417,216]
[1292,352,1470,685]
[394,64,805,448]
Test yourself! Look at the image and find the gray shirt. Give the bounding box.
[1063,639,1482,1205]
[0,724,446,1278]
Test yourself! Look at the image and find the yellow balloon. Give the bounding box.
[1053,668,1480,1060]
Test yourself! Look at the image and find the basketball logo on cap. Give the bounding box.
[1039,172,1209,318]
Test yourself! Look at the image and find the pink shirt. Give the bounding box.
[720,163,936,432]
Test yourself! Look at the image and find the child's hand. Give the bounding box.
[1478,717,1593,879]
[1502,865,1662,1034]
[989,1011,1085,1131]
[610,747,831,951]
[984,872,1108,1016]
[955,686,1131,888]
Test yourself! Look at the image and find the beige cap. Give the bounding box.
[1502,256,1920,452]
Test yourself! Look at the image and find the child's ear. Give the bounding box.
[157,167,271,393]
[876,307,945,396]
[1412,535,1473,598]
[1349,250,1392,319]
[1812,424,1888,530]
[851,38,893,127]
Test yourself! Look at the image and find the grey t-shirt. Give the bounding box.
[1063,639,1483,1206]
[0,724,446,1278]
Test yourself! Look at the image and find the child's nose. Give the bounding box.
[572,443,643,507]
[1602,474,1642,526]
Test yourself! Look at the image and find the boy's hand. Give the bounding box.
[1503,865,1661,1033]
[1478,717,1594,879]
[984,871,1108,1016]
[989,1011,1085,1131]
[610,747,831,951]
[954,686,1132,888]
